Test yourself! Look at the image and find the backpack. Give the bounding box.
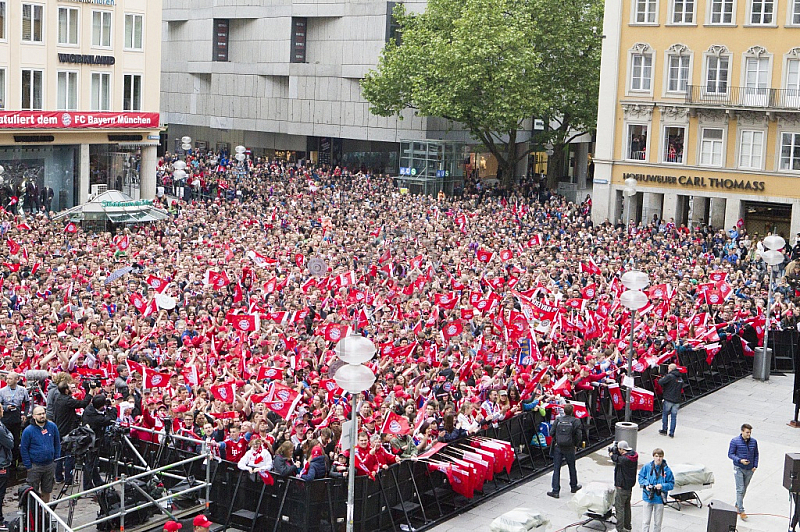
[554,417,575,448]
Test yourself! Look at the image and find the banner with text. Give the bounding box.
[0,111,159,129]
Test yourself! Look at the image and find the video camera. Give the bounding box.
[607,442,619,455]
[62,425,96,458]
[106,422,131,441]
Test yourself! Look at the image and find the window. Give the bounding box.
[706,55,729,93]
[663,126,685,163]
[672,0,694,22]
[123,74,142,111]
[57,71,78,110]
[0,2,7,40]
[700,128,724,166]
[91,72,110,111]
[21,69,42,110]
[788,58,800,91]
[291,17,307,63]
[124,14,143,50]
[58,7,79,45]
[750,0,773,23]
[792,0,800,24]
[635,0,658,22]
[710,0,734,23]
[781,132,800,170]
[0,69,5,109]
[213,19,228,62]
[742,55,770,106]
[92,11,111,47]
[386,2,403,43]
[631,53,653,91]
[668,54,690,92]
[22,3,43,43]
[739,130,764,169]
[627,124,649,160]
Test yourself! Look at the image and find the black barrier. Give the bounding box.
[97,339,751,532]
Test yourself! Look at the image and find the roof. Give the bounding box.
[52,190,170,224]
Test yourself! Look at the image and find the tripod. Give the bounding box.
[52,454,87,527]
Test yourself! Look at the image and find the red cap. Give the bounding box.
[193,515,213,528]
[163,521,182,531]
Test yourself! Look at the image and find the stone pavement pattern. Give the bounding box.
[431,374,799,532]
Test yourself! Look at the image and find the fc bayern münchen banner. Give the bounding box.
[0,111,159,129]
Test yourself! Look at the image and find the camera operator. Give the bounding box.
[81,395,116,490]
[637,448,675,532]
[53,380,98,485]
[609,440,638,532]
[0,371,30,469]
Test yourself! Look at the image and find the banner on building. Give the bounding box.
[0,111,160,129]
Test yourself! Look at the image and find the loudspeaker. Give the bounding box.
[707,500,738,532]
[785,453,800,492]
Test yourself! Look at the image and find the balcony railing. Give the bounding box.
[685,85,800,110]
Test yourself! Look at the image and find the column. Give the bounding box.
[709,197,727,230]
[691,196,709,227]
[140,145,157,200]
[641,192,663,224]
[590,161,613,225]
[576,143,589,190]
[724,197,742,231]
[662,192,678,223]
[79,144,90,205]
[791,200,800,238]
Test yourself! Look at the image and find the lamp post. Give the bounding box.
[234,145,247,182]
[620,270,650,422]
[623,177,637,233]
[333,333,376,532]
[757,235,785,381]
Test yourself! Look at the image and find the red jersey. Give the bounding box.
[222,437,248,462]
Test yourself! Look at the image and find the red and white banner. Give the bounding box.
[0,111,159,129]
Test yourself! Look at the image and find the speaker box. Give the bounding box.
[707,499,738,532]
[785,453,800,492]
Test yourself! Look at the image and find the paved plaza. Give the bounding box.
[432,374,799,532]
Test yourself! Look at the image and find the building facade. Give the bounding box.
[593,0,800,237]
[0,0,162,212]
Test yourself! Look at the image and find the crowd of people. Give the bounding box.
[0,149,793,509]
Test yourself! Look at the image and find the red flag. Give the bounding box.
[629,387,654,411]
[130,293,146,313]
[442,320,463,341]
[323,323,348,343]
[7,239,19,255]
[226,313,257,332]
[580,260,601,275]
[320,378,344,400]
[476,248,494,263]
[434,292,458,310]
[258,470,275,486]
[16,223,31,231]
[380,411,411,436]
[143,369,171,389]
[64,222,78,233]
[499,249,513,262]
[263,397,301,419]
[146,274,168,293]
[114,235,130,251]
[295,253,305,269]
[580,283,597,300]
[607,383,624,411]
[233,282,243,303]
[390,342,417,360]
[570,401,589,419]
[526,234,542,247]
[257,366,283,381]
[210,382,236,404]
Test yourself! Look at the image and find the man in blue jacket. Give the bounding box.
[728,423,758,520]
[637,448,674,532]
[20,406,61,503]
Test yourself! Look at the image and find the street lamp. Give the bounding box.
[620,270,650,422]
[334,333,376,532]
[623,177,637,233]
[756,235,785,381]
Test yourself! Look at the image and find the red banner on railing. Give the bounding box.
[0,111,159,129]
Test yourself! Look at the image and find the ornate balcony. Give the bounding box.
[685,85,800,111]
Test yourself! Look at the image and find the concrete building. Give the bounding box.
[0,0,162,212]
[593,0,800,237]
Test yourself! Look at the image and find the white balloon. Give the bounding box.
[173,169,187,180]
[181,136,192,144]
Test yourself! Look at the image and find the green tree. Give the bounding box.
[361,0,603,190]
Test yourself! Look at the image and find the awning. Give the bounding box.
[52,190,169,224]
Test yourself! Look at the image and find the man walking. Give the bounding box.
[658,363,683,438]
[610,440,638,532]
[547,403,582,498]
[728,423,758,520]
[638,448,674,532]
[20,406,60,502]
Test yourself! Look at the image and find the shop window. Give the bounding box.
[58,7,78,45]
[213,19,228,62]
[57,71,78,111]
[780,132,800,170]
[124,13,143,50]
[699,128,724,166]
[663,126,685,163]
[0,69,5,109]
[92,10,112,47]
[123,74,142,111]
[627,124,649,160]
[91,72,110,111]
[22,3,43,43]
[0,2,6,40]
[21,69,42,110]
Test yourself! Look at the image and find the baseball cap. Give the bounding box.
[193,515,213,527]
[617,440,633,451]
[163,521,182,532]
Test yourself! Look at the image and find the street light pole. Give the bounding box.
[758,236,785,381]
[619,270,650,422]
[346,391,358,530]
[626,308,636,422]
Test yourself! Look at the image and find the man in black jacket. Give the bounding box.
[611,440,639,532]
[81,395,116,490]
[547,403,583,498]
[52,382,97,485]
[659,364,684,438]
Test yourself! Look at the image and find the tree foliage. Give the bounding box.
[361,0,603,189]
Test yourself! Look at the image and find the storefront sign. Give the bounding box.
[101,200,153,207]
[67,0,115,5]
[0,112,159,129]
[58,54,115,65]
[622,172,765,191]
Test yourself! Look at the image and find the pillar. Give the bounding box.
[791,200,800,240]
[140,145,157,200]
[641,192,663,224]
[662,192,678,224]
[709,197,727,230]
[590,161,613,225]
[576,143,589,190]
[79,144,90,205]
[691,196,709,227]
[724,197,742,232]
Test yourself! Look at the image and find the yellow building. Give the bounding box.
[0,0,162,212]
[592,0,800,237]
